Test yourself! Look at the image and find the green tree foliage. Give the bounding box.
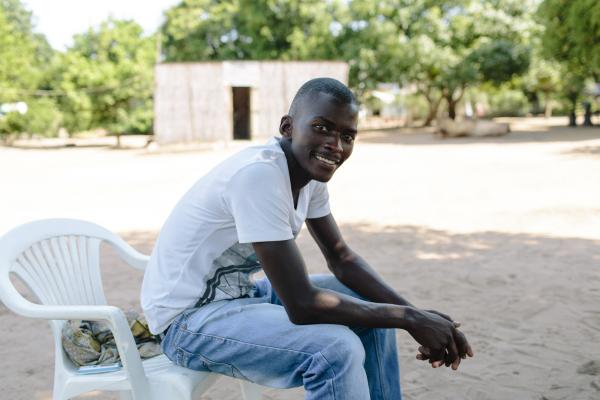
[538,0,600,79]
[401,1,532,123]
[334,0,532,124]
[161,0,342,61]
[538,0,600,125]
[520,51,562,116]
[0,0,61,136]
[52,19,156,139]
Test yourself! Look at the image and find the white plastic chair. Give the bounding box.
[0,219,264,400]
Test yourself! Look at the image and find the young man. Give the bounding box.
[141,78,473,399]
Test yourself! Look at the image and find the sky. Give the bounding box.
[24,0,181,50]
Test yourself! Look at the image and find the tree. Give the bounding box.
[538,0,600,79]
[402,1,532,124]
[0,0,51,99]
[0,0,60,137]
[161,0,342,61]
[337,0,533,125]
[538,0,600,126]
[52,18,156,143]
[520,52,562,117]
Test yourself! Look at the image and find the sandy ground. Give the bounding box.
[1,117,599,400]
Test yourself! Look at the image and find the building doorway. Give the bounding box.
[232,87,251,139]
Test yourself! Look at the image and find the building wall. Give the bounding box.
[154,61,348,144]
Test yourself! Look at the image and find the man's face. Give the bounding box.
[280,92,358,182]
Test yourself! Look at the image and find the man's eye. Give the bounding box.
[313,124,328,132]
[342,134,354,143]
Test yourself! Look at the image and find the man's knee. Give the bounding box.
[310,274,365,300]
[320,326,365,368]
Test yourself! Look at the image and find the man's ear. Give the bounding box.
[279,115,293,138]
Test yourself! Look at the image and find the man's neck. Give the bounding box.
[278,138,312,194]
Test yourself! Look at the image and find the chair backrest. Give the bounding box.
[12,234,106,306]
[0,218,148,316]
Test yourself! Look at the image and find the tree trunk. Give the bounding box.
[543,92,552,118]
[422,97,442,127]
[444,86,465,121]
[583,101,593,126]
[116,133,121,148]
[569,111,577,127]
[569,98,577,127]
[447,98,457,120]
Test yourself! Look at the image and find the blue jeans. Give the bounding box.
[161,274,402,400]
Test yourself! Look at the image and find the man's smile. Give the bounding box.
[311,151,341,167]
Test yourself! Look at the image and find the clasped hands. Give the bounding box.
[408,309,474,371]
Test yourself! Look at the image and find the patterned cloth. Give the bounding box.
[196,242,261,307]
[61,310,162,366]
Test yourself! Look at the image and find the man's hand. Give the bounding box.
[406,310,474,370]
[424,309,460,328]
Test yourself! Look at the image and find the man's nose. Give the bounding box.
[324,132,343,153]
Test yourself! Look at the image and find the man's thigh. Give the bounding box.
[161,295,362,388]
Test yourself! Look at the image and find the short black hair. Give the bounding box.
[288,77,357,116]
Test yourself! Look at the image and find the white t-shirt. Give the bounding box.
[141,138,331,334]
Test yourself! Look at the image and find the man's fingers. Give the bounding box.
[453,321,461,328]
[446,340,459,367]
[417,346,431,361]
[429,348,446,368]
[451,355,461,370]
[466,344,475,357]
[453,329,470,358]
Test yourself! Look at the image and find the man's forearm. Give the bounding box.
[292,286,417,329]
[329,249,415,308]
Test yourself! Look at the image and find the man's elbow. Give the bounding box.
[285,298,319,325]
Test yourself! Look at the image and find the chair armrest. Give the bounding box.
[14,301,151,399]
[109,238,150,271]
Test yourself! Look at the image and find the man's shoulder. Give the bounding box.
[225,139,288,183]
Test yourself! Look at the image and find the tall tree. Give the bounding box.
[161,0,342,61]
[337,0,533,125]
[406,1,532,124]
[0,0,52,101]
[0,0,60,137]
[538,0,600,126]
[52,18,156,142]
[538,0,600,80]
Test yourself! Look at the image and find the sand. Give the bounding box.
[1,117,599,399]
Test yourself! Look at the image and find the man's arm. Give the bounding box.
[252,237,469,368]
[305,213,473,368]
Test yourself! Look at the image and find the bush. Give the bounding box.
[403,94,430,121]
[0,98,63,137]
[487,89,529,117]
[24,98,63,136]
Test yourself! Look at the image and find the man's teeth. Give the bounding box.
[314,154,338,165]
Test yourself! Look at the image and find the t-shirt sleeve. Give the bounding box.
[307,181,331,219]
[225,162,294,243]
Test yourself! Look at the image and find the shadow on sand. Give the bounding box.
[2,224,599,399]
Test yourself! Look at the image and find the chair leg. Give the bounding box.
[240,381,263,400]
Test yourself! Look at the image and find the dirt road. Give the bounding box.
[1,118,599,399]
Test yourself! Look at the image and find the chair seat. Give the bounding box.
[62,355,219,398]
